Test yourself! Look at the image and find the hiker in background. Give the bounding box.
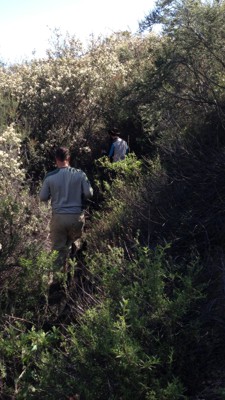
[39,146,93,272]
[108,128,129,162]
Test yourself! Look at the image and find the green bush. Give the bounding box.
[0,243,208,399]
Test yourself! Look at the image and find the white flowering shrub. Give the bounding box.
[0,124,25,188]
[0,31,159,179]
[0,125,49,268]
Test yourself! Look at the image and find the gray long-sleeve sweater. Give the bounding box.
[39,167,93,214]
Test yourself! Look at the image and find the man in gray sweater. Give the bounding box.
[39,146,93,270]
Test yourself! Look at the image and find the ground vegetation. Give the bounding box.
[1,2,225,398]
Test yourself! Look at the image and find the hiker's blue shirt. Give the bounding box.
[109,137,129,162]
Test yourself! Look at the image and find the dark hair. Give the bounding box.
[108,127,120,136]
[55,147,70,162]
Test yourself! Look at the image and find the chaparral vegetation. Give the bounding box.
[1,1,225,398]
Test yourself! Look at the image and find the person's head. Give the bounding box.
[108,127,120,139]
[55,147,70,165]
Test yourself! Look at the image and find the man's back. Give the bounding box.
[109,137,128,162]
[40,167,93,214]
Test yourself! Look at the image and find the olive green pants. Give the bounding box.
[50,213,85,269]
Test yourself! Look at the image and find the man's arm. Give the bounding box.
[125,141,129,155]
[108,143,115,160]
[82,173,93,200]
[39,179,50,202]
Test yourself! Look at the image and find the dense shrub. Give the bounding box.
[0,244,208,399]
[1,2,225,398]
